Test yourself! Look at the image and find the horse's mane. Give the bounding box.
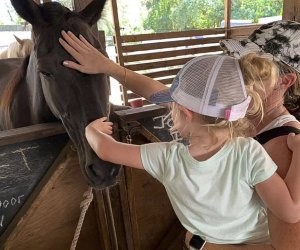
[0,56,30,129]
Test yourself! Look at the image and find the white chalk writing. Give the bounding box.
[12,146,39,171]
[0,195,25,210]
[153,113,182,142]
[2,200,9,209]
[153,112,173,129]
[0,215,4,227]
[0,164,9,180]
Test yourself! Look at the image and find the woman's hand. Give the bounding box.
[59,30,112,74]
[87,117,113,135]
[287,133,300,152]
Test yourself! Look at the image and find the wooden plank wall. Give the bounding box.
[283,0,300,21]
[1,125,102,250]
[111,0,298,106]
[113,25,267,106]
[114,29,226,105]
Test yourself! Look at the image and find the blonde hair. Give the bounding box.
[171,53,279,139]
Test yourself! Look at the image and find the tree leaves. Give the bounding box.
[143,0,283,32]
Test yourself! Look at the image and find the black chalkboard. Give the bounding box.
[0,133,69,237]
[138,112,187,144]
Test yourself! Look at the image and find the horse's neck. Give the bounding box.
[0,49,8,59]
[0,43,21,59]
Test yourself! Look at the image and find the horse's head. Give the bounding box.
[12,35,33,58]
[11,0,120,189]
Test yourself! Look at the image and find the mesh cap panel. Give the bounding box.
[212,58,246,106]
[179,56,217,100]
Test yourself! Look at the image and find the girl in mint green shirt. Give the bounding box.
[83,54,300,245]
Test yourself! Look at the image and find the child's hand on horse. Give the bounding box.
[87,117,113,135]
[59,30,111,74]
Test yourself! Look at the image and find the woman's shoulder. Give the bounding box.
[261,133,293,178]
[283,121,300,130]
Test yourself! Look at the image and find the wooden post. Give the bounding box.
[295,0,300,22]
[283,0,295,21]
[111,0,128,105]
[224,0,231,38]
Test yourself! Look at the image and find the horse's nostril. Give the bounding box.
[70,144,77,152]
[87,164,97,176]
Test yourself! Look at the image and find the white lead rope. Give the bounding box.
[70,187,94,250]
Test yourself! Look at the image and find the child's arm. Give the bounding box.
[59,31,167,100]
[85,117,144,169]
[255,133,300,223]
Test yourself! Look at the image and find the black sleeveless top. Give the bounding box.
[254,126,300,144]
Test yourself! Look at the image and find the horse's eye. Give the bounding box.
[40,71,53,78]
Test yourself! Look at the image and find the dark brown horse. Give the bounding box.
[0,0,121,189]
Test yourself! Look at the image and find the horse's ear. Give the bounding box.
[11,0,44,25]
[78,0,107,26]
[13,35,23,45]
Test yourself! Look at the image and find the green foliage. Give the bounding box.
[231,0,282,22]
[15,16,24,25]
[143,0,283,32]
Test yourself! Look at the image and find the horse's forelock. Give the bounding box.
[56,14,101,50]
[40,2,71,24]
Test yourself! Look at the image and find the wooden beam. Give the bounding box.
[283,0,295,21]
[111,0,127,105]
[120,28,225,43]
[123,45,222,63]
[122,36,224,53]
[114,105,167,123]
[228,24,261,39]
[111,0,123,65]
[126,57,196,72]
[0,123,65,147]
[295,0,300,22]
[224,0,231,38]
